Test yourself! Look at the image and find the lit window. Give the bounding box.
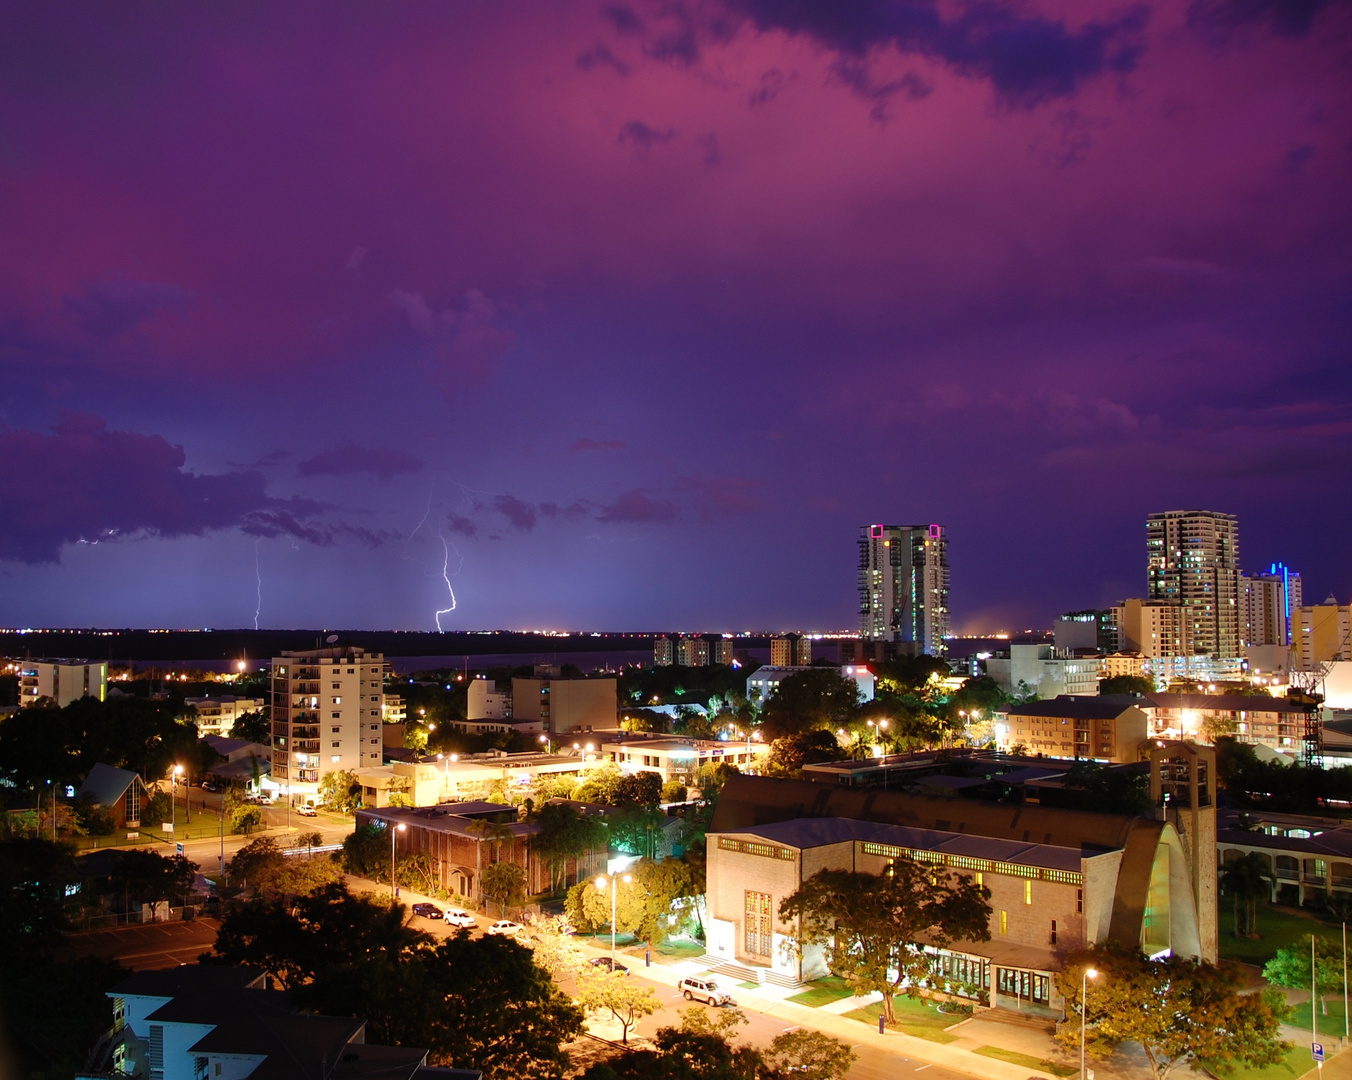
[1024,880,1032,905]
[1000,910,1007,934]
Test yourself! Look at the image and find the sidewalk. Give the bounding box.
[573,937,1064,1080]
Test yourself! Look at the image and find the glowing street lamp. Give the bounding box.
[172,764,184,832]
[596,872,633,967]
[539,734,554,755]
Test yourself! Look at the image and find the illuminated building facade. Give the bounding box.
[270,646,385,797]
[1146,510,1240,660]
[858,523,949,656]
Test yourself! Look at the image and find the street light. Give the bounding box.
[172,765,184,833]
[596,872,632,968]
[539,734,554,755]
[390,821,407,899]
[1081,966,1098,1080]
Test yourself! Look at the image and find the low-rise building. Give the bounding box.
[1294,597,1352,669]
[16,658,107,707]
[994,695,1149,762]
[467,676,512,720]
[186,695,264,737]
[707,743,1216,1011]
[76,763,151,830]
[746,665,875,706]
[200,734,271,793]
[601,732,770,786]
[1217,807,1352,909]
[101,966,438,1080]
[382,693,408,724]
[1099,652,1148,681]
[357,800,607,903]
[1144,691,1315,754]
[512,669,616,734]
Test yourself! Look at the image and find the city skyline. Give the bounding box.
[1,3,1349,632]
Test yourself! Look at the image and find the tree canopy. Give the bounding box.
[758,669,859,739]
[780,857,991,1023]
[204,881,581,1077]
[530,802,609,893]
[1263,934,1343,1015]
[1055,944,1289,1080]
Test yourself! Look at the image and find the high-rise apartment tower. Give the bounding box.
[271,646,385,797]
[858,524,949,655]
[1146,510,1240,660]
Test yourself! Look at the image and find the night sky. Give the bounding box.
[1,1,1348,633]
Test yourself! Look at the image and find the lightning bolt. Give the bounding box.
[253,540,262,630]
[434,534,463,631]
[407,483,435,546]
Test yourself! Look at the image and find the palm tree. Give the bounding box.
[1221,852,1274,937]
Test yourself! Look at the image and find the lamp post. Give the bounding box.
[1081,966,1098,1080]
[596,873,632,968]
[172,764,183,833]
[390,821,407,899]
[539,734,554,755]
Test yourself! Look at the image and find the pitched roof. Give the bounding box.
[1002,695,1144,720]
[1145,692,1313,714]
[77,763,146,806]
[710,774,1140,852]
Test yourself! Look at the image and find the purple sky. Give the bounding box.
[1,1,1349,633]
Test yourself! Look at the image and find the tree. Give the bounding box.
[1056,944,1288,1080]
[661,779,688,802]
[765,730,842,776]
[231,804,263,835]
[343,822,391,879]
[481,860,527,916]
[530,801,609,893]
[467,817,518,862]
[579,1009,762,1079]
[1099,675,1155,696]
[576,966,659,1043]
[763,1028,857,1080]
[629,858,696,947]
[204,883,582,1078]
[112,848,198,918]
[229,710,271,745]
[524,915,586,979]
[759,670,859,740]
[614,771,663,809]
[1264,934,1343,1015]
[227,836,339,897]
[1059,760,1151,816]
[780,857,991,1024]
[1220,852,1274,937]
[317,768,361,813]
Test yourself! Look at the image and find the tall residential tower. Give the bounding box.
[1146,510,1240,660]
[858,524,949,655]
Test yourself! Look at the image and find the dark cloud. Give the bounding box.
[539,501,592,519]
[0,421,310,563]
[446,514,479,538]
[596,488,678,523]
[829,56,931,120]
[718,0,1149,107]
[675,475,763,522]
[1188,0,1327,41]
[602,4,645,35]
[618,120,678,156]
[577,41,631,73]
[1285,144,1314,173]
[62,277,190,339]
[241,511,333,547]
[566,438,627,453]
[390,288,515,393]
[747,68,793,107]
[297,443,425,480]
[494,494,538,531]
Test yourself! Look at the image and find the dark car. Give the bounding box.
[411,903,443,919]
[589,957,630,975]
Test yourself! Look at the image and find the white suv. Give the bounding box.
[444,908,476,929]
[678,976,732,1006]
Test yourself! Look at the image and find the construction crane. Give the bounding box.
[1294,612,1352,768]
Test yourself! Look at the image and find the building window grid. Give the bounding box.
[719,837,798,861]
[862,842,1081,886]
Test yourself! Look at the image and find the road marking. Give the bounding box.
[914,1066,931,1072]
[780,1026,800,1033]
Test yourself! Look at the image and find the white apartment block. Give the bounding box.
[270,647,384,797]
[185,696,263,737]
[15,658,107,707]
[467,676,512,720]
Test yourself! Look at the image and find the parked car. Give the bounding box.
[411,903,444,919]
[295,803,317,817]
[678,976,732,1006]
[486,920,525,937]
[444,908,477,929]
[589,957,630,975]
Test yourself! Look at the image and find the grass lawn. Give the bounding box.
[843,997,961,1043]
[1198,1042,1310,1080]
[1287,995,1350,1035]
[653,938,705,960]
[788,977,857,1008]
[1220,903,1345,967]
[973,1046,1076,1077]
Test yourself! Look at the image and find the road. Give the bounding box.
[386,896,969,1080]
[156,792,354,873]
